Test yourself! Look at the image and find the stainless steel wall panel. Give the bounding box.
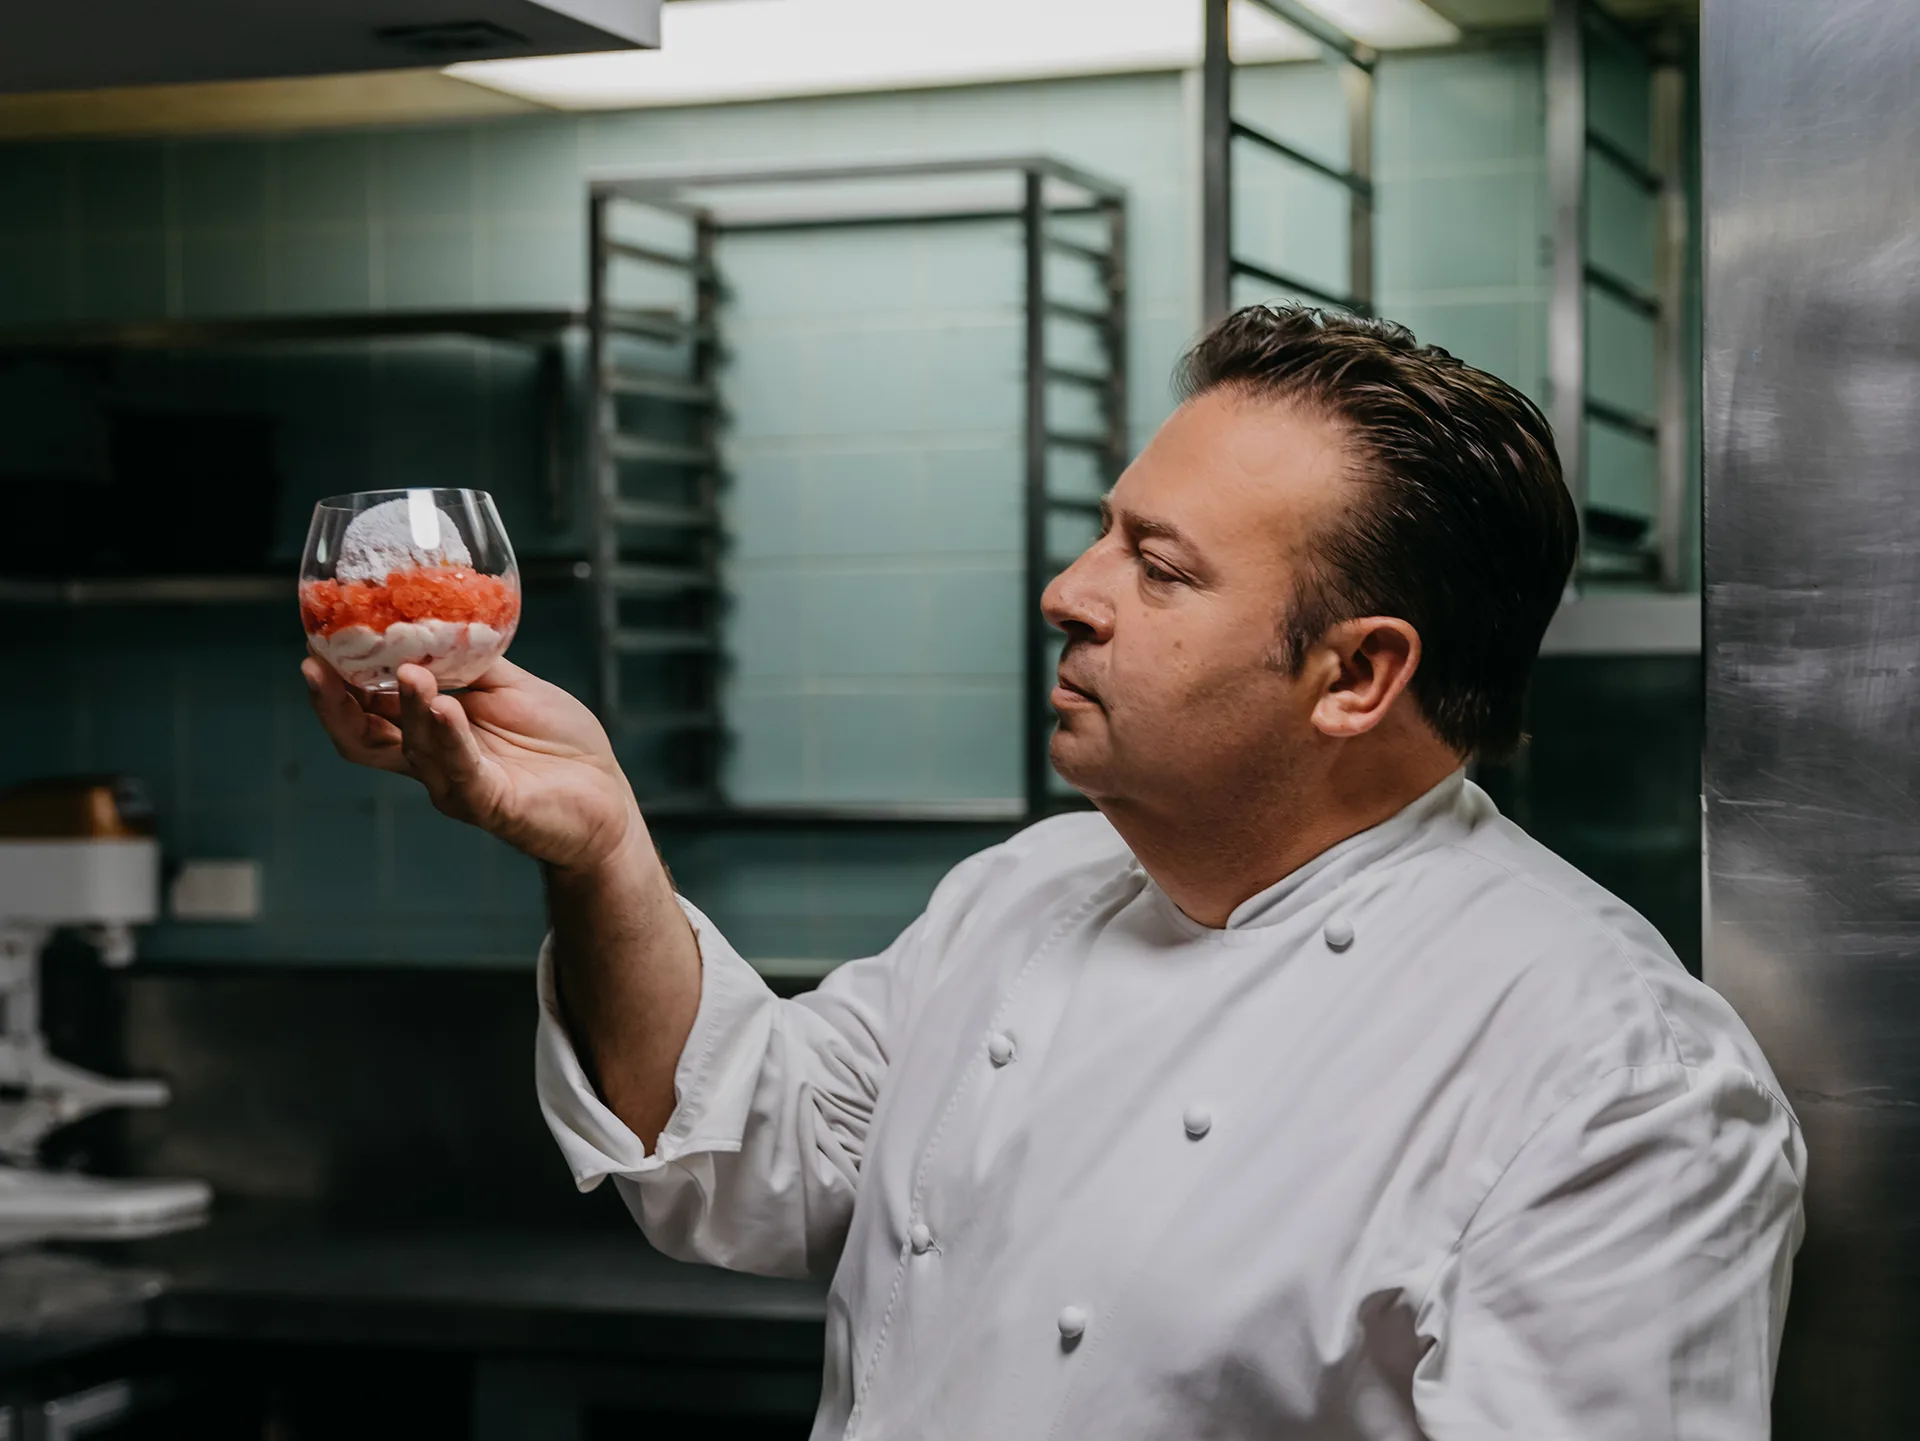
[1702,0,1920,1433]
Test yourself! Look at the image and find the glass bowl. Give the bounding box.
[300,488,520,692]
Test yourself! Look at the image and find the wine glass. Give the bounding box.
[299,488,520,693]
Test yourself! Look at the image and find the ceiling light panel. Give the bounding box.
[450,0,1458,110]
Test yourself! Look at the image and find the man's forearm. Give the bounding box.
[544,813,702,1151]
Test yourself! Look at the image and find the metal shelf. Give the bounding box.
[1229,118,1373,198]
[608,434,715,467]
[1018,165,1129,815]
[606,499,711,528]
[0,575,294,605]
[1042,299,1113,330]
[1586,396,1660,444]
[604,562,714,594]
[1586,128,1663,195]
[607,240,701,271]
[0,306,661,536]
[606,372,717,405]
[0,308,585,353]
[611,628,717,655]
[1584,262,1662,320]
[1043,234,1111,265]
[590,157,1128,821]
[1548,0,1691,591]
[604,307,711,344]
[1202,0,1375,322]
[587,180,724,819]
[1044,365,1110,390]
[1539,594,1699,656]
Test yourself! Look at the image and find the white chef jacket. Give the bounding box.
[537,773,1805,1440]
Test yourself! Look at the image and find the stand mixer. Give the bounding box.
[0,778,210,1241]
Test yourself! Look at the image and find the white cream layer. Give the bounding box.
[310,619,511,690]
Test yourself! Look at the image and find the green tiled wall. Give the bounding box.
[0,48,1694,963]
[716,217,1027,806]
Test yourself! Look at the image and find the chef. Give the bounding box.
[305,304,1805,1439]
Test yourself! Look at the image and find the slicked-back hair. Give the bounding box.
[1176,304,1577,760]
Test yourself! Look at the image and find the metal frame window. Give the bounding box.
[586,157,1128,822]
[1547,0,1691,590]
[1201,0,1375,323]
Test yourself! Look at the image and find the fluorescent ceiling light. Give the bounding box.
[1304,0,1462,48]
[449,0,1459,111]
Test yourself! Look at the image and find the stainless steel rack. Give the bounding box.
[585,185,723,818]
[1547,0,1691,589]
[587,157,1128,821]
[1201,0,1375,322]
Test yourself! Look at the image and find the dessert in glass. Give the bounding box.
[300,488,520,692]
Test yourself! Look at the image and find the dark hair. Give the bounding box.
[1176,304,1576,760]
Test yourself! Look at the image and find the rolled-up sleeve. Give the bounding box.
[534,896,775,1190]
[536,852,995,1279]
[1413,1062,1806,1440]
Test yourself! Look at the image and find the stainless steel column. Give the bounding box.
[1197,0,1373,324]
[1650,59,1688,591]
[1200,0,1232,323]
[1342,59,1374,318]
[1702,0,1920,1433]
[585,190,619,720]
[1545,0,1587,547]
[1021,171,1052,816]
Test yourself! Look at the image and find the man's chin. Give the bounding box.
[1047,731,1106,794]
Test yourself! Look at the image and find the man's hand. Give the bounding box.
[302,656,636,874]
[302,652,702,1149]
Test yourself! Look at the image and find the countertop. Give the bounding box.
[0,1250,159,1371]
[0,1206,828,1373]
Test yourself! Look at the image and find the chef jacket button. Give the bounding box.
[1057,1305,1088,1343]
[1183,1104,1212,1139]
[987,1032,1016,1067]
[909,1222,934,1254]
[1323,917,1355,952]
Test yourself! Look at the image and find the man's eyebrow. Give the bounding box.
[1100,497,1195,550]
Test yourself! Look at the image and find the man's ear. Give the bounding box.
[1309,616,1422,740]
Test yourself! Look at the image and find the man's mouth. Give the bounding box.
[1052,672,1100,708]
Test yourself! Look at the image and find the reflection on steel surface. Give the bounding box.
[1703,0,1920,1434]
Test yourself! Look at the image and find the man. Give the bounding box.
[306,305,1804,1438]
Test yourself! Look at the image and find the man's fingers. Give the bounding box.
[395,664,497,813]
[462,656,531,692]
[360,689,403,723]
[303,655,346,708]
[395,664,447,775]
[427,694,493,792]
[360,713,406,749]
[304,659,411,773]
[395,663,442,735]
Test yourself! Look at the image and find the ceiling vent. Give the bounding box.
[4,2,658,94]
[375,19,531,55]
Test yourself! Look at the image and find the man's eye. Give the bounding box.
[1141,558,1181,585]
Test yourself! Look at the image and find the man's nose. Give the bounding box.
[1041,544,1115,641]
